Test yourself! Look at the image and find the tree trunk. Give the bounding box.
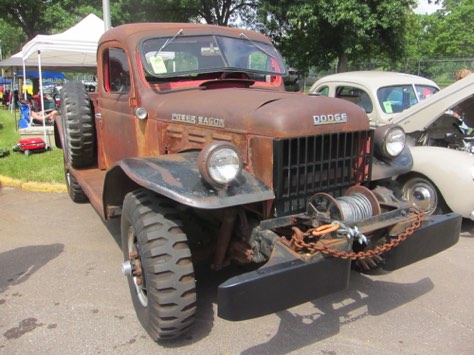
[337,52,348,73]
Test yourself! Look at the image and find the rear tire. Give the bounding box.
[121,189,196,340]
[65,168,88,203]
[61,81,96,169]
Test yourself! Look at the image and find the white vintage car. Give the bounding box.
[311,71,474,220]
[310,71,439,127]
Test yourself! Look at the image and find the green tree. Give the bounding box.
[256,0,416,74]
[428,0,474,58]
[111,0,256,26]
[111,0,198,24]
[0,0,103,59]
[197,0,257,25]
[0,19,27,58]
[0,0,101,40]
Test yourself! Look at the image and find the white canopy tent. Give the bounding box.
[22,13,104,69]
[20,13,105,144]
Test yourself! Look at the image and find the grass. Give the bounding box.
[0,108,65,184]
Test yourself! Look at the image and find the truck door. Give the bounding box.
[99,46,137,167]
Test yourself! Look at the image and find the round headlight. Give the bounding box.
[385,127,405,157]
[198,142,242,188]
[374,124,406,159]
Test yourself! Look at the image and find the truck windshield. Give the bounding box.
[141,34,287,79]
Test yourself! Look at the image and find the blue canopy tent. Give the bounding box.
[17,71,65,80]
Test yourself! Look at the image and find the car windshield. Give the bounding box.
[377,84,438,114]
[141,34,286,79]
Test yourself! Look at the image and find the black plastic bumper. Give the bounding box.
[218,242,351,321]
[217,212,461,321]
[383,212,461,271]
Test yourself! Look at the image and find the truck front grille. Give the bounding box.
[273,130,373,216]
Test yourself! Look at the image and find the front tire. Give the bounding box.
[121,189,196,341]
[399,174,450,215]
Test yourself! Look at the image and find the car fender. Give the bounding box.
[103,151,275,212]
[403,146,474,218]
[371,146,413,181]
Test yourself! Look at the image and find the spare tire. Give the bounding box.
[60,81,96,168]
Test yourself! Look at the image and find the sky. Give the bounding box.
[414,0,443,14]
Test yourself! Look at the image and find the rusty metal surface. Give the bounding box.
[68,167,107,219]
[107,153,275,209]
[93,22,369,176]
[99,23,275,48]
[288,210,425,260]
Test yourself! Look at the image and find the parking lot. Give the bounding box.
[1,186,473,354]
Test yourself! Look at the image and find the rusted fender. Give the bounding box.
[103,151,275,210]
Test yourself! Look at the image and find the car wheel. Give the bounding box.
[399,174,450,215]
[121,189,196,341]
[60,80,96,169]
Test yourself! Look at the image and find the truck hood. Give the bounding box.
[153,88,369,137]
[392,74,474,133]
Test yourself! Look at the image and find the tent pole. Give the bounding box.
[37,50,48,148]
[22,60,27,99]
[102,0,112,30]
[13,72,17,130]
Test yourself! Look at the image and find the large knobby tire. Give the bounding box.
[399,174,450,215]
[121,189,196,341]
[64,168,88,203]
[61,81,96,169]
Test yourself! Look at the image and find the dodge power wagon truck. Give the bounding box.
[55,23,461,341]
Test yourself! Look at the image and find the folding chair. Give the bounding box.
[18,103,31,129]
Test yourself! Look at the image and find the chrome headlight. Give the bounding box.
[198,141,242,188]
[374,124,406,159]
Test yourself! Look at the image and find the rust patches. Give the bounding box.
[147,160,184,188]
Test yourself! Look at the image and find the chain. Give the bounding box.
[290,209,425,260]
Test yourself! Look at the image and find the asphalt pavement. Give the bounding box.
[0,186,473,354]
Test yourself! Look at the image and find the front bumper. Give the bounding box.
[217,212,461,321]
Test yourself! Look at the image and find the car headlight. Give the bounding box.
[374,124,406,159]
[198,141,242,188]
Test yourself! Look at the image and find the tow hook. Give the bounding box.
[121,251,143,285]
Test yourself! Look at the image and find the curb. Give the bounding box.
[0,175,67,193]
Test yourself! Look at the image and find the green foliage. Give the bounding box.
[111,0,198,24]
[0,110,64,184]
[0,0,473,87]
[0,0,101,53]
[428,0,474,57]
[0,19,27,59]
[257,0,416,74]
[110,0,256,26]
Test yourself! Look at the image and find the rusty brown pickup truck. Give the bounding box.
[54,23,461,341]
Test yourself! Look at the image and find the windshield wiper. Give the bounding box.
[156,28,183,55]
[239,32,276,60]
